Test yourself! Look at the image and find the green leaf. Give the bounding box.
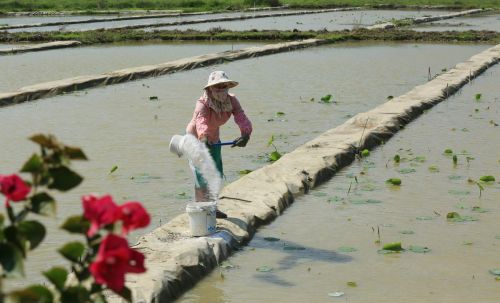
[60,215,90,234]
[238,169,252,175]
[267,135,275,147]
[320,94,332,103]
[412,156,426,163]
[475,93,482,101]
[276,112,285,117]
[58,241,85,263]
[109,165,118,174]
[0,243,24,277]
[382,242,403,251]
[444,148,453,154]
[6,285,54,303]
[29,134,60,149]
[116,287,132,303]
[489,269,500,276]
[0,213,4,226]
[428,165,439,172]
[149,96,158,101]
[393,154,400,163]
[256,266,273,272]
[18,221,46,250]
[61,286,90,303]
[479,175,495,182]
[263,237,280,242]
[63,146,88,160]
[43,267,68,291]
[386,178,401,186]
[471,206,488,213]
[48,166,83,192]
[30,192,56,216]
[21,154,44,174]
[408,245,431,253]
[269,151,281,162]
[337,246,357,253]
[361,149,370,157]
[347,281,357,287]
[4,226,27,256]
[350,199,382,205]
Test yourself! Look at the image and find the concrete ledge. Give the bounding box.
[0,40,81,55]
[110,44,499,302]
[0,39,326,107]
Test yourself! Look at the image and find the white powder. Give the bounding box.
[181,134,222,202]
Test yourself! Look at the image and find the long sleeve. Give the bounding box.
[231,96,252,136]
[194,101,210,139]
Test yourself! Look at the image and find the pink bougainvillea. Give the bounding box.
[0,174,31,207]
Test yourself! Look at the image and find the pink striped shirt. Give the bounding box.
[186,94,252,144]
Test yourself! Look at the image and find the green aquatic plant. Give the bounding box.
[387,95,394,100]
[475,93,482,101]
[382,242,403,251]
[149,96,158,101]
[444,148,453,155]
[109,165,118,174]
[453,154,458,165]
[446,212,478,222]
[238,169,252,175]
[408,245,431,253]
[319,94,333,104]
[393,154,400,163]
[347,281,358,287]
[386,178,401,186]
[361,149,370,157]
[479,175,495,182]
[266,135,282,162]
[276,111,285,117]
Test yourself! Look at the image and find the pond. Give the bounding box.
[0,42,492,288]
[0,41,261,92]
[410,11,500,32]
[0,14,119,26]
[146,9,454,32]
[178,63,500,303]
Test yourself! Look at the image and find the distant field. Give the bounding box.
[0,0,498,12]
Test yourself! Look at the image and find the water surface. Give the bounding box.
[411,12,500,32]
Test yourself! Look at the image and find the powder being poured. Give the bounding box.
[181,134,222,202]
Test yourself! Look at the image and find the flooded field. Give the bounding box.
[0,42,491,288]
[3,10,300,32]
[146,10,453,32]
[0,14,119,26]
[0,41,260,92]
[179,63,500,303]
[411,11,500,32]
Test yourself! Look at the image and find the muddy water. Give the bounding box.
[4,10,299,32]
[411,12,500,32]
[0,42,491,288]
[179,63,500,303]
[148,9,453,32]
[0,41,260,92]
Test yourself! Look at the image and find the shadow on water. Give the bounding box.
[249,235,352,287]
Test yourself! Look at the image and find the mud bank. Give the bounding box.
[0,40,80,54]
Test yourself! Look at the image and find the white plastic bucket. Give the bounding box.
[186,202,217,236]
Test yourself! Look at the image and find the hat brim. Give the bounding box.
[204,80,239,90]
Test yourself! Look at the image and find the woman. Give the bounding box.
[186,71,252,218]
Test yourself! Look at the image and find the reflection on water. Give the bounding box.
[179,65,500,303]
[0,41,261,92]
[0,42,492,288]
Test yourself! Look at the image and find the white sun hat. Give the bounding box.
[204,71,239,89]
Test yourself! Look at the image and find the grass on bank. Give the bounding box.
[0,0,498,13]
[1,28,498,44]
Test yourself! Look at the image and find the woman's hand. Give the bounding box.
[231,134,250,148]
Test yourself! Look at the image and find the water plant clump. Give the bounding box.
[479,175,495,182]
[361,149,370,157]
[386,178,401,186]
[267,135,282,162]
[393,154,400,163]
[444,148,453,155]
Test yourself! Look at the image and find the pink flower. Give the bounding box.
[82,194,120,237]
[0,174,31,207]
[89,234,146,292]
[118,202,150,235]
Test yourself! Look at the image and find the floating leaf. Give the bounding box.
[238,169,252,175]
[444,149,453,154]
[393,154,400,163]
[448,175,465,180]
[347,281,357,287]
[428,165,439,172]
[408,245,431,253]
[412,156,426,163]
[382,242,403,251]
[377,249,399,254]
[361,149,370,157]
[149,96,158,101]
[269,151,281,162]
[328,292,344,297]
[479,175,495,182]
[276,112,285,117]
[495,235,500,240]
[386,178,401,186]
[398,168,416,174]
[256,266,273,272]
[263,237,280,242]
[387,95,394,100]
[337,246,357,253]
[475,93,482,101]
[446,212,478,222]
[399,230,415,235]
[109,165,118,174]
[320,94,332,103]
